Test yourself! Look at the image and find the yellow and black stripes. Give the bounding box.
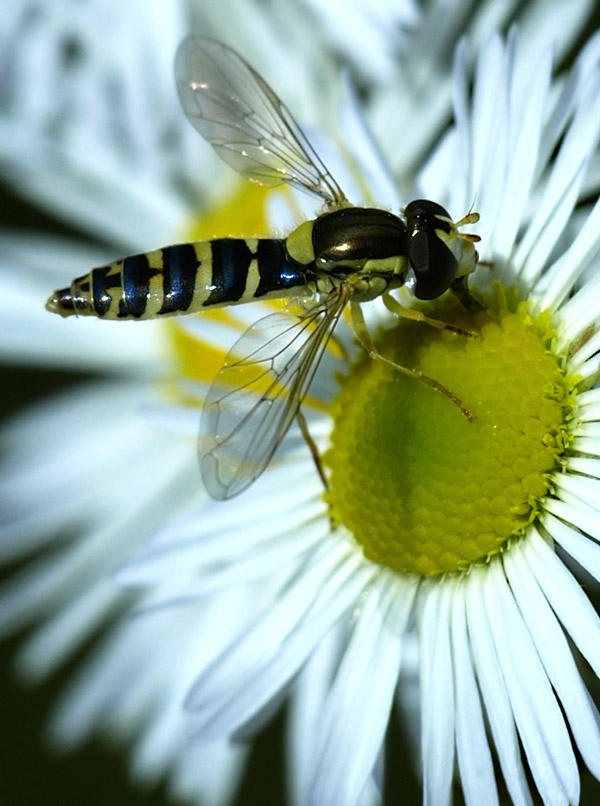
[47,238,313,319]
[46,205,479,320]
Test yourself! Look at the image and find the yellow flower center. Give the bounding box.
[184,182,275,241]
[324,287,578,577]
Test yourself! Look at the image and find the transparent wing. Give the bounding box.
[175,36,347,205]
[200,291,347,500]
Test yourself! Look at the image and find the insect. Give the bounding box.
[46,37,481,500]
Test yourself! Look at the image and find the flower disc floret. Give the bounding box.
[325,290,577,576]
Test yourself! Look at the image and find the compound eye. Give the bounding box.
[409,229,458,300]
[404,199,452,233]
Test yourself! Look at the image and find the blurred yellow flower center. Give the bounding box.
[185,182,274,241]
[324,289,577,577]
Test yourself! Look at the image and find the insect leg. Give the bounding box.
[382,292,478,338]
[296,407,329,491]
[449,276,486,312]
[350,301,475,423]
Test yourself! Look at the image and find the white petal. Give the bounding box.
[302,0,417,81]
[505,538,600,777]
[544,496,600,541]
[515,73,600,286]
[553,472,600,512]
[0,384,182,558]
[1,434,193,658]
[288,627,345,806]
[567,455,600,479]
[558,268,600,346]
[533,191,600,311]
[517,0,595,70]
[482,560,578,805]
[537,29,600,171]
[575,387,600,418]
[126,514,327,596]
[450,580,498,806]
[337,75,401,209]
[468,33,509,251]
[540,516,600,650]
[493,45,551,256]
[571,437,600,457]
[14,582,124,681]
[574,422,600,440]
[465,569,533,806]
[50,585,252,746]
[450,39,470,213]
[185,544,374,739]
[516,159,587,287]
[395,632,421,775]
[566,327,600,378]
[155,741,246,806]
[310,573,417,806]
[419,581,454,806]
[118,462,326,591]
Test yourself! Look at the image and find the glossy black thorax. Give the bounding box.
[312,207,408,268]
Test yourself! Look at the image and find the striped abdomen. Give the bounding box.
[47,238,312,319]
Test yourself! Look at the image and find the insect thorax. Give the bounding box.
[285,207,409,299]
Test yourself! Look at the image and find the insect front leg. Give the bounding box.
[449,275,487,311]
[350,301,475,423]
[382,291,478,338]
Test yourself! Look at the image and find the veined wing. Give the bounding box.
[200,291,347,500]
[175,36,347,205]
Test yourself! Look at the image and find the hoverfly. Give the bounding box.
[47,37,481,500]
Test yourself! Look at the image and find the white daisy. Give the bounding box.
[120,23,600,806]
[1,3,599,806]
